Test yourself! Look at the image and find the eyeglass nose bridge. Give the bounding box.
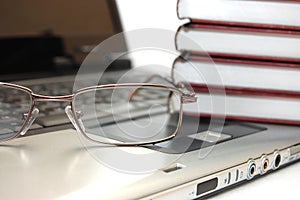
[32,93,74,102]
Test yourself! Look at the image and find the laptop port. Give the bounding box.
[247,160,256,180]
[260,155,269,174]
[273,151,281,169]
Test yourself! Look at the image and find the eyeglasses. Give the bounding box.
[0,81,196,146]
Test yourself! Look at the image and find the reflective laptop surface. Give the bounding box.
[0,122,299,199]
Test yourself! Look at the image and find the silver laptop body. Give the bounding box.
[0,1,299,199]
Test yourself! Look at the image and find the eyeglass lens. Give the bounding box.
[0,85,32,141]
[73,86,182,145]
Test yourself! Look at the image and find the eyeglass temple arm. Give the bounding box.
[128,74,197,103]
[142,74,197,104]
[128,74,171,101]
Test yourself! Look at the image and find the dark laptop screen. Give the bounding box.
[0,0,127,81]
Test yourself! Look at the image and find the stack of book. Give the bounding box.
[173,0,300,125]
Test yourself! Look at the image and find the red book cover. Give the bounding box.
[185,112,300,126]
[190,19,300,32]
[188,54,300,69]
[187,23,300,37]
[191,84,300,99]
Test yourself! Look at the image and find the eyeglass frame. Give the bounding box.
[0,81,197,146]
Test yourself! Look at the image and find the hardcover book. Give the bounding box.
[172,55,300,93]
[176,23,300,62]
[184,85,300,125]
[177,0,300,30]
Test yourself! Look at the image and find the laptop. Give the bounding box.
[0,0,299,199]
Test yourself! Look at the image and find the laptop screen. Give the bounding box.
[0,0,127,81]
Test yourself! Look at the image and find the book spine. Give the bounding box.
[190,19,300,32]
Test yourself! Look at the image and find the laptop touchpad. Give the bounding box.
[148,119,267,154]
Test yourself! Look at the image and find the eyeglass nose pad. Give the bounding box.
[167,92,175,114]
[20,108,39,136]
[65,106,85,132]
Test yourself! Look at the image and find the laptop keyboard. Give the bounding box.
[11,71,159,135]
[28,81,72,129]
[1,71,175,136]
[23,73,123,133]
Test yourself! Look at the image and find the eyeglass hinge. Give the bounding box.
[182,94,197,104]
